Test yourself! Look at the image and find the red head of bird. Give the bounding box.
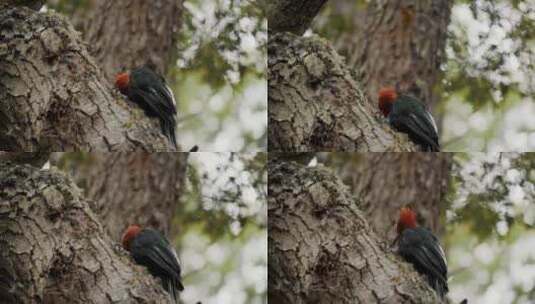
[397,207,417,234]
[122,224,142,251]
[115,72,130,95]
[378,87,398,117]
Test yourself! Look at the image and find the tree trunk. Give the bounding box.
[263,0,328,35]
[0,162,169,303]
[268,159,439,303]
[0,5,172,151]
[268,33,417,152]
[331,152,452,240]
[84,0,183,79]
[350,0,452,113]
[268,0,452,151]
[74,152,188,240]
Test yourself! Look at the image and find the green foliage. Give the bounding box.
[441,1,534,150]
[457,200,500,240]
[177,152,267,304]
[449,153,534,241]
[177,153,267,240]
[446,153,534,303]
[173,0,267,151]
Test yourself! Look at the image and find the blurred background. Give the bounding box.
[312,0,534,152]
[177,153,267,304]
[175,1,266,151]
[43,0,267,152]
[55,152,267,304]
[446,153,534,304]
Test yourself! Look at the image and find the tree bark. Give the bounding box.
[331,152,452,240]
[349,0,452,113]
[84,0,183,79]
[0,162,169,303]
[268,33,417,151]
[268,159,439,303]
[72,152,188,240]
[0,5,172,151]
[263,0,328,35]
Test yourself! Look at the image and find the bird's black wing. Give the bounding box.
[131,230,184,291]
[130,67,177,115]
[399,228,448,296]
[157,74,178,114]
[390,107,440,151]
[129,84,178,148]
[131,86,176,119]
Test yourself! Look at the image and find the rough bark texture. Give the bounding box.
[268,159,439,303]
[84,0,182,79]
[268,33,417,152]
[71,152,188,241]
[263,0,328,35]
[0,6,172,151]
[0,162,169,303]
[332,153,452,240]
[349,0,452,113]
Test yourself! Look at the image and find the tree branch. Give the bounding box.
[0,162,169,303]
[268,160,439,303]
[268,32,417,151]
[0,6,172,151]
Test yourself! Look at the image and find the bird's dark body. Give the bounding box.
[127,67,177,149]
[130,228,184,302]
[388,95,440,152]
[398,227,448,298]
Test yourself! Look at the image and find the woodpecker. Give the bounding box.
[378,87,440,152]
[115,66,178,149]
[396,207,448,298]
[122,225,184,303]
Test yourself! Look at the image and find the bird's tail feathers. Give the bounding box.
[430,142,440,152]
[160,117,178,150]
[176,277,184,292]
[165,279,179,304]
[432,277,448,299]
